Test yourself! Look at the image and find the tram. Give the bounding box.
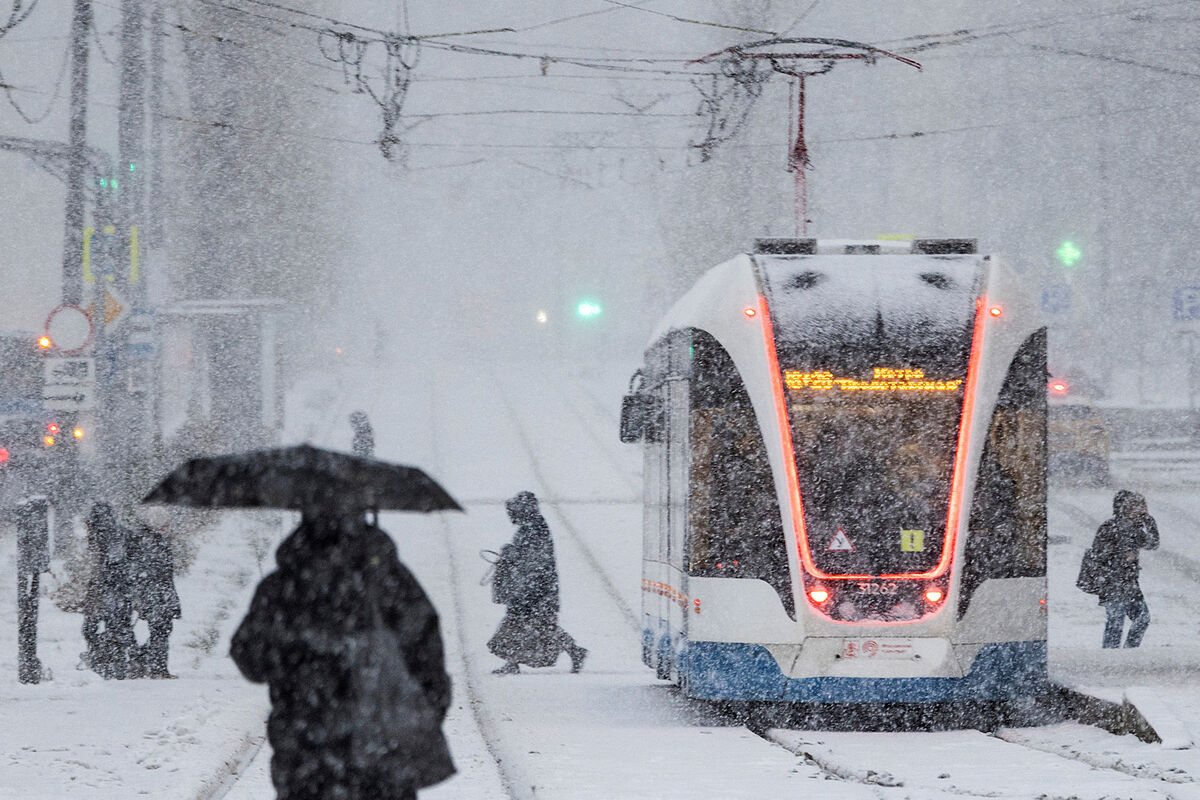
[620,238,1047,703]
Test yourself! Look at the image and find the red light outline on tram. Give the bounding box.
[759,294,987,584]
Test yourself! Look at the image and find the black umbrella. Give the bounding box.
[142,444,463,513]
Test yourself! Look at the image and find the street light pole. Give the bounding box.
[62,0,93,307]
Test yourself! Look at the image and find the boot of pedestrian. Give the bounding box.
[568,644,588,673]
[492,661,519,675]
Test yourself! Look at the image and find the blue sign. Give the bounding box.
[1041,283,1071,314]
[1173,287,1200,321]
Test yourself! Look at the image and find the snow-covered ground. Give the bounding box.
[4,359,1200,799]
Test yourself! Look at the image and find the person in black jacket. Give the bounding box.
[129,511,182,679]
[349,411,375,459]
[231,513,454,800]
[1090,490,1159,648]
[81,502,137,679]
[488,491,587,675]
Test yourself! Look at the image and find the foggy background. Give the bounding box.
[1,0,1196,417]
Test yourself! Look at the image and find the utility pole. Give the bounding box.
[148,0,164,247]
[118,0,147,305]
[62,0,93,306]
[96,0,153,504]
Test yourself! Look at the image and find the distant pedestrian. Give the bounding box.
[129,509,181,679]
[231,512,454,800]
[1087,490,1159,648]
[81,502,137,679]
[350,411,375,458]
[488,491,587,674]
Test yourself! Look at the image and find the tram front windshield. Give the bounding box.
[779,334,972,577]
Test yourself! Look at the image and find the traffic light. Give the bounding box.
[1055,240,1082,268]
[576,300,602,318]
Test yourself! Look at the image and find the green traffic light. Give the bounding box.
[576,301,602,318]
[1056,240,1082,268]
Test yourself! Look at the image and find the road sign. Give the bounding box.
[42,384,96,411]
[42,357,95,385]
[1041,284,1071,314]
[1173,287,1200,321]
[86,285,128,328]
[44,304,94,353]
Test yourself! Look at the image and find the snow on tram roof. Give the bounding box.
[647,240,986,349]
[760,252,982,346]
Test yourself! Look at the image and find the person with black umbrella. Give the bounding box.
[231,511,454,799]
[145,444,462,800]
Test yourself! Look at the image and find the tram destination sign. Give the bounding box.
[785,368,963,393]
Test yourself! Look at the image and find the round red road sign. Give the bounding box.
[44,304,94,354]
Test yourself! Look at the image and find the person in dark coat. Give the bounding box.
[488,491,587,674]
[1090,490,1159,648]
[231,512,454,800]
[81,502,137,679]
[129,512,182,679]
[350,411,375,459]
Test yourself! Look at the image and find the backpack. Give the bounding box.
[490,545,516,605]
[346,583,449,786]
[1076,547,1103,595]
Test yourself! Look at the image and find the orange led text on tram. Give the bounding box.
[784,368,963,393]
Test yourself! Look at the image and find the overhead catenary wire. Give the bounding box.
[7,0,1199,168]
[0,32,68,123]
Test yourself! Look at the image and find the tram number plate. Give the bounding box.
[840,639,916,660]
[853,581,898,595]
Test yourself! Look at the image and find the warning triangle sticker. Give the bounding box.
[827,527,856,552]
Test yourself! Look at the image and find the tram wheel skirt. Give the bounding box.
[679,640,1048,703]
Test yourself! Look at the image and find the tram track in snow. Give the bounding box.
[429,376,523,800]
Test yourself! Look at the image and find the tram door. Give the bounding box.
[642,372,669,674]
[662,334,692,679]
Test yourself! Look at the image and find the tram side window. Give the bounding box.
[687,332,794,617]
[959,329,1048,617]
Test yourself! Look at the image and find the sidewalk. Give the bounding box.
[0,513,281,799]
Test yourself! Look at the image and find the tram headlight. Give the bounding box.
[924,588,944,603]
[808,588,830,604]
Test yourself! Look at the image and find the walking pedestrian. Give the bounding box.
[231,511,455,800]
[81,502,137,679]
[1088,490,1159,648]
[488,491,587,675]
[129,509,181,679]
[350,411,375,459]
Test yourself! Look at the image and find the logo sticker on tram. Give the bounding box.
[900,529,925,552]
[827,528,856,552]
